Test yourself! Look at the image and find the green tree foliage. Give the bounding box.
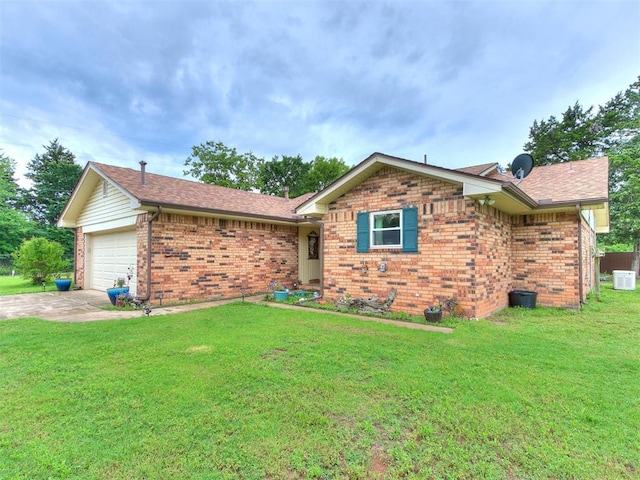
[597,78,640,148]
[184,141,263,191]
[258,154,310,197]
[22,139,82,255]
[0,153,33,255]
[0,210,33,256]
[24,139,83,226]
[608,137,640,273]
[523,76,640,273]
[185,141,352,198]
[12,237,68,284]
[304,156,350,192]
[523,102,600,165]
[0,152,21,206]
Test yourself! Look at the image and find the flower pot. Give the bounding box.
[54,279,72,291]
[508,290,537,309]
[424,310,442,323]
[273,290,289,301]
[107,286,130,306]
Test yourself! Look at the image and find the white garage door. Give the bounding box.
[90,230,137,294]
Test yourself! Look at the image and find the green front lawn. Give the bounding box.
[0,284,638,479]
[0,275,61,295]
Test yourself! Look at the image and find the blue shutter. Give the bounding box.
[356,212,369,253]
[402,207,418,252]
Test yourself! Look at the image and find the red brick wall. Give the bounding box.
[473,206,513,318]
[144,213,298,303]
[511,212,581,309]
[321,167,589,318]
[322,166,479,318]
[75,227,86,287]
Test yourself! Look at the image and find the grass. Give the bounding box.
[0,284,639,479]
[0,275,67,295]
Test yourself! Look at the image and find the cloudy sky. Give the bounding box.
[1,0,638,187]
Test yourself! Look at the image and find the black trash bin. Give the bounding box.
[508,290,537,308]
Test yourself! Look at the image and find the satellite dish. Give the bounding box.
[510,153,534,184]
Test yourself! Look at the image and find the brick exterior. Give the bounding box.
[320,166,594,319]
[138,213,299,303]
[511,212,581,309]
[75,227,86,287]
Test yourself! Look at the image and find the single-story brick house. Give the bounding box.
[59,153,609,318]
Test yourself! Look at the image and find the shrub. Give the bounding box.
[12,237,68,284]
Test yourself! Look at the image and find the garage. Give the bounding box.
[89,229,137,294]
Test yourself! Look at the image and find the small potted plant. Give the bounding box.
[107,277,130,306]
[268,280,289,301]
[336,293,352,311]
[54,273,73,292]
[424,304,442,323]
[116,291,132,307]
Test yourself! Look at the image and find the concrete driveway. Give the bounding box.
[1,289,117,322]
[0,289,263,323]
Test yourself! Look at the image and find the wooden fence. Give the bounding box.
[599,252,637,274]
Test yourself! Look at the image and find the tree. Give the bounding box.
[0,210,33,256]
[523,76,640,275]
[12,237,68,284]
[596,78,640,150]
[184,141,263,191]
[24,139,82,226]
[0,152,21,206]
[258,154,310,197]
[0,153,33,255]
[608,137,640,275]
[22,139,82,255]
[304,156,350,192]
[523,102,600,165]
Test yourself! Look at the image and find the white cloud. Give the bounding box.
[1,0,638,185]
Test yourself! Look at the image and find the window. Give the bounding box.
[371,210,402,248]
[307,230,319,259]
[357,207,418,253]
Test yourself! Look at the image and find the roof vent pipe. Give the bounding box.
[424,154,427,164]
[284,186,289,200]
[139,161,147,185]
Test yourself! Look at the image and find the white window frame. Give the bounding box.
[370,209,403,249]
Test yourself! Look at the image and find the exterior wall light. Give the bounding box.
[478,196,495,206]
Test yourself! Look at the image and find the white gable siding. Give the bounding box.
[77,180,141,232]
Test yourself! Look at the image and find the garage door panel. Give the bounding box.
[90,230,137,294]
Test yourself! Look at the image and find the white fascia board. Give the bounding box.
[462,180,502,196]
[296,202,328,217]
[82,215,139,234]
[593,203,610,234]
[57,167,97,227]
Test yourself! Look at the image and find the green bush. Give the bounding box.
[11,237,68,284]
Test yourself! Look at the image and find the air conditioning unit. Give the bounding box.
[612,270,636,291]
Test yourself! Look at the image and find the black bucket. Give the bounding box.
[508,290,537,309]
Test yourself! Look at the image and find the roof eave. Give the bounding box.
[138,201,305,226]
[296,153,506,215]
[57,162,141,228]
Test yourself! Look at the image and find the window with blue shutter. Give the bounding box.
[402,207,418,252]
[357,207,418,252]
[356,212,369,252]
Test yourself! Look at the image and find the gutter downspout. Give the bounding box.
[140,206,162,301]
[576,204,584,307]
